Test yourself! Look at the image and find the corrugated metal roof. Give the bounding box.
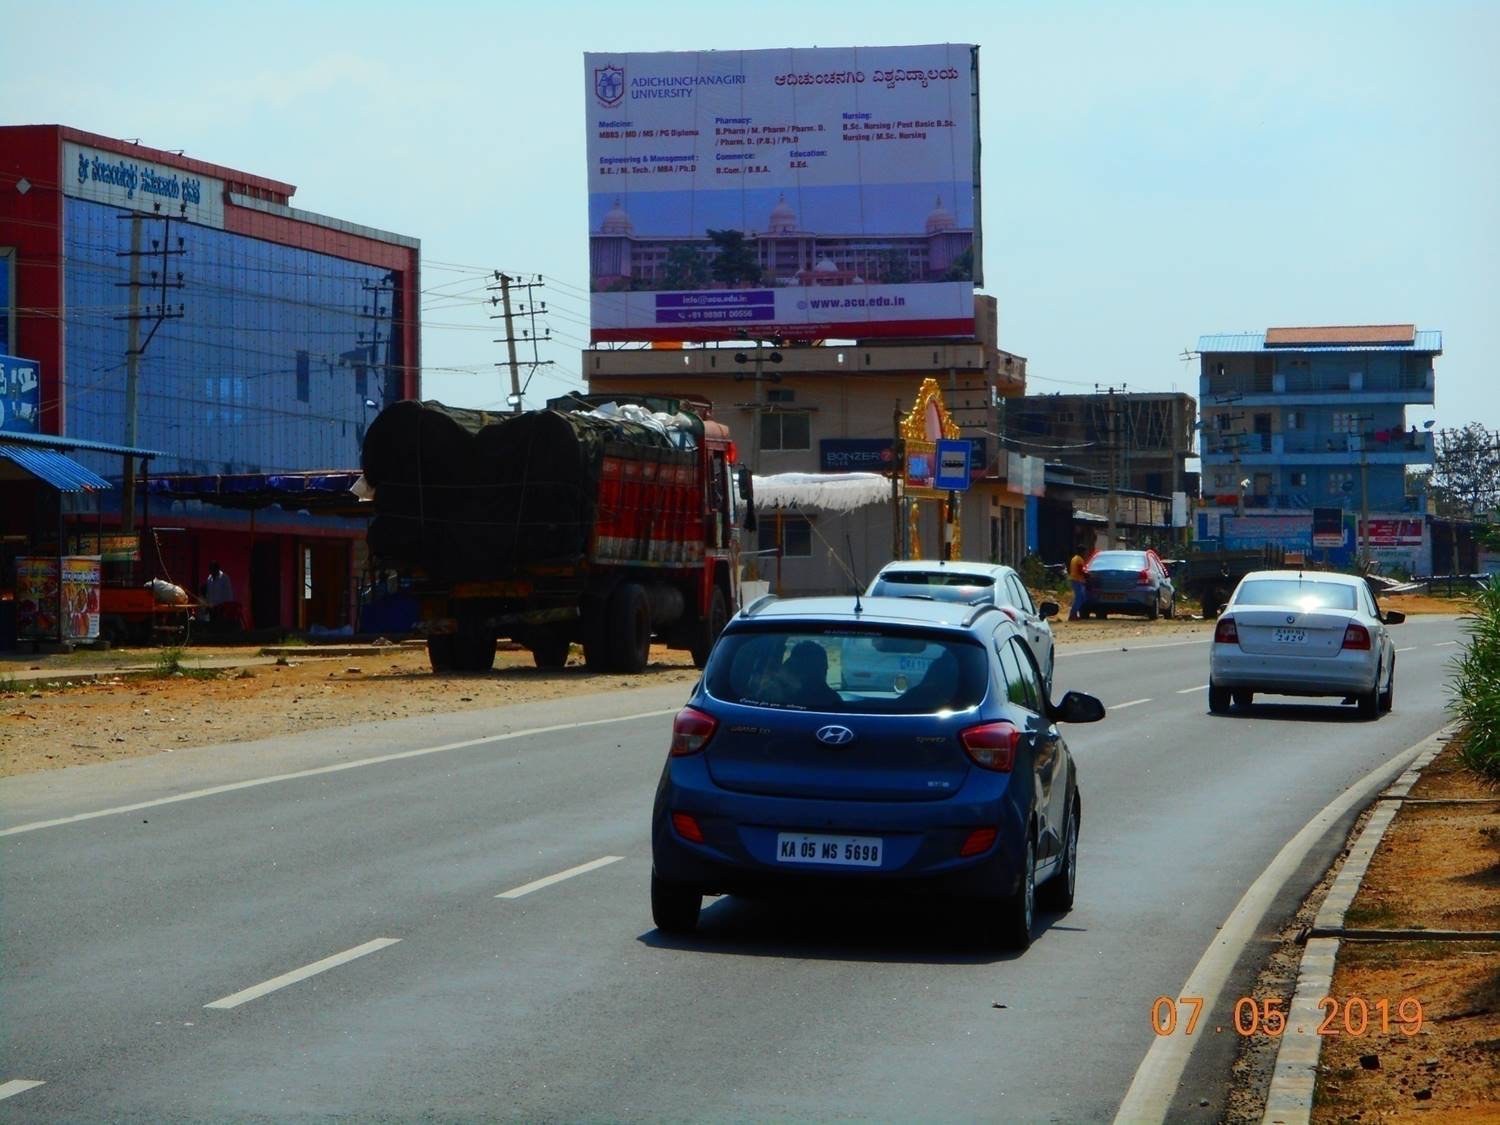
[0,446,113,492]
[0,431,164,457]
[1197,331,1442,354]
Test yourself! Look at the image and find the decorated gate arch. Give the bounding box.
[900,378,962,559]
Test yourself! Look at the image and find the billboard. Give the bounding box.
[584,45,980,342]
[0,353,41,433]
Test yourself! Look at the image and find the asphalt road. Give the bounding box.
[0,615,1467,1123]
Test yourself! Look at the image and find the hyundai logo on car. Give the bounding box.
[815,724,855,746]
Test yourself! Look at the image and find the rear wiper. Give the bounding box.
[897,594,936,601]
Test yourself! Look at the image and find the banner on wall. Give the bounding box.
[15,557,60,639]
[0,353,41,433]
[584,44,980,342]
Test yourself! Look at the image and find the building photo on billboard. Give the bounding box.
[584,44,981,342]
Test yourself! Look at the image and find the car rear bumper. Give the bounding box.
[1082,589,1156,614]
[1209,647,1379,695]
[652,757,1029,900]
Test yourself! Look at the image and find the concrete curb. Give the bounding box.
[1259,723,1456,1125]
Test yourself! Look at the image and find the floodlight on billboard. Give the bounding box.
[584,44,981,343]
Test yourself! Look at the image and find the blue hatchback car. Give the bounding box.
[650,595,1106,949]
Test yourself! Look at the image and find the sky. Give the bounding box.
[5,0,1497,427]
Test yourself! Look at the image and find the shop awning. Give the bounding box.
[147,471,367,514]
[0,445,113,492]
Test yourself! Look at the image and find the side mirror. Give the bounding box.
[737,466,756,532]
[1382,610,1405,625]
[1038,601,1060,620]
[1050,690,1106,724]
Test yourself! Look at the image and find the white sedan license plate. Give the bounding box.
[776,833,882,867]
[1274,627,1307,644]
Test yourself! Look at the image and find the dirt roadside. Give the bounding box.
[0,594,1456,780]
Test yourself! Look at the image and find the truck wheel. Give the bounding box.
[690,587,729,669]
[607,583,651,673]
[453,626,496,673]
[427,634,456,673]
[530,630,572,670]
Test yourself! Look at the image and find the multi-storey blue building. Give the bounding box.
[1196,324,1440,568]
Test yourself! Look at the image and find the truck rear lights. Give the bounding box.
[670,706,718,755]
[959,827,998,857]
[670,811,705,843]
[960,722,1020,772]
[1214,617,1239,644]
[1342,623,1371,650]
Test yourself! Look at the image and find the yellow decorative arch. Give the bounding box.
[900,378,962,559]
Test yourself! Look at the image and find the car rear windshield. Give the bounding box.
[705,626,990,714]
[1234,579,1358,611]
[873,571,995,588]
[1088,551,1147,570]
[868,579,991,606]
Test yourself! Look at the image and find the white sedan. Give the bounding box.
[866,560,1059,691]
[1208,570,1403,719]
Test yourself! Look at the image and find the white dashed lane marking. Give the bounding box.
[1177,684,1209,695]
[1433,641,1459,647]
[0,1080,46,1102]
[205,938,402,1010]
[1396,646,1416,653]
[1111,699,1151,711]
[496,855,625,899]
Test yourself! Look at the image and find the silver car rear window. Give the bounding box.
[875,571,995,588]
[868,580,991,606]
[1234,579,1357,610]
[706,627,989,714]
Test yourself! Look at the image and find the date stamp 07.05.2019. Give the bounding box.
[1151,995,1424,1038]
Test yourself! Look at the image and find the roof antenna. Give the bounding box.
[847,532,864,613]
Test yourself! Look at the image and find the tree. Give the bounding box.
[706,229,761,287]
[1433,422,1500,520]
[943,247,975,282]
[659,244,710,291]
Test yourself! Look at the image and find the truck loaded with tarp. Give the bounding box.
[359,395,743,673]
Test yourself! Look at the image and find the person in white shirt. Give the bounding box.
[204,562,233,609]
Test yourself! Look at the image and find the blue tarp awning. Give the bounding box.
[146,471,366,513]
[0,445,113,492]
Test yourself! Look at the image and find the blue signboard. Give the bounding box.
[820,438,895,472]
[0,354,41,434]
[935,438,972,491]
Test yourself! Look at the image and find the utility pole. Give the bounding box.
[1352,414,1373,570]
[488,272,553,413]
[891,399,904,561]
[359,271,398,407]
[1097,384,1126,547]
[114,202,186,533]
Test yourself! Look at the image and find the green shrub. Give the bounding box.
[1452,578,1500,782]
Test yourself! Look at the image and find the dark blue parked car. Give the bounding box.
[650,595,1105,949]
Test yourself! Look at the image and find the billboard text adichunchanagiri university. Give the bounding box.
[584,44,980,343]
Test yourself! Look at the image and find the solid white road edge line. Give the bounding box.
[496,855,625,899]
[204,938,401,1010]
[1111,699,1151,711]
[0,1080,45,1102]
[1176,684,1208,694]
[1110,728,1438,1125]
[0,708,681,838]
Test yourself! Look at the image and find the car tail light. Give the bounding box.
[1136,568,1152,586]
[1342,623,1371,651]
[960,722,1020,772]
[1214,617,1239,644]
[670,707,718,756]
[670,811,704,843]
[959,827,998,857]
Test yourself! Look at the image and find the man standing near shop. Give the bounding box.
[1067,544,1088,621]
[204,561,234,625]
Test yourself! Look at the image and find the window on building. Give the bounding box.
[1328,471,1353,496]
[1214,413,1233,432]
[1331,412,1358,433]
[766,388,795,403]
[757,514,813,558]
[1285,411,1304,430]
[1289,471,1309,488]
[761,411,810,451]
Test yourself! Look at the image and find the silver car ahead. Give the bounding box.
[1207,571,1403,719]
[866,560,1059,691]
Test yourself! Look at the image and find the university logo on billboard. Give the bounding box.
[595,65,626,107]
[62,142,225,229]
[583,44,981,345]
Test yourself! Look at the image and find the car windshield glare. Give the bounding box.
[869,580,990,606]
[706,627,989,714]
[1089,551,1147,570]
[874,571,995,588]
[1234,579,1357,611]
